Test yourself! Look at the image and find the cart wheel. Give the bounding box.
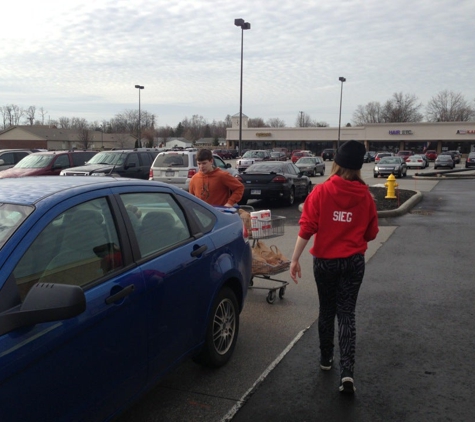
[266,291,276,304]
[279,287,286,299]
[249,278,254,287]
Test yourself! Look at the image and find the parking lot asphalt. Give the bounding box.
[227,177,475,422]
[115,164,474,422]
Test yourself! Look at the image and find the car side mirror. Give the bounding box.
[0,283,86,336]
[226,163,231,168]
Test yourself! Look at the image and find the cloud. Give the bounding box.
[1,0,474,128]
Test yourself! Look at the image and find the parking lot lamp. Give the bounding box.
[135,85,144,147]
[234,18,251,156]
[337,77,346,149]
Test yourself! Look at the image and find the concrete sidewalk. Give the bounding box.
[227,180,475,422]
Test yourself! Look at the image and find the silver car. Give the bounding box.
[295,156,325,176]
[149,150,237,191]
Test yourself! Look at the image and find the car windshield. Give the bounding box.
[0,203,34,249]
[379,157,400,164]
[15,154,54,169]
[87,152,126,166]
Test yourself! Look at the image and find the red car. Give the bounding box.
[291,151,311,163]
[425,150,438,161]
[397,151,414,161]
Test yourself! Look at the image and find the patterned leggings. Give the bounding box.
[313,254,365,374]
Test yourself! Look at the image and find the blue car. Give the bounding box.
[0,177,251,421]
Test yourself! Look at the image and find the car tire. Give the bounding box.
[320,168,325,176]
[193,286,239,368]
[374,173,378,178]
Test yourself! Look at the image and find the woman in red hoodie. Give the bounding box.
[290,140,379,394]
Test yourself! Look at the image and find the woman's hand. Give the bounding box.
[290,260,301,284]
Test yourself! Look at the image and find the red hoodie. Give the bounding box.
[299,175,379,259]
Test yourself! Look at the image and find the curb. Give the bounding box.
[376,190,422,218]
[298,190,423,218]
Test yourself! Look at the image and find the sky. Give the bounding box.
[1,0,474,129]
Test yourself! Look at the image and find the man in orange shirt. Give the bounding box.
[189,149,244,207]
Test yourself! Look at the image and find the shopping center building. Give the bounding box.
[226,114,475,155]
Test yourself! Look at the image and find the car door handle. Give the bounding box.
[105,284,135,305]
[191,244,207,258]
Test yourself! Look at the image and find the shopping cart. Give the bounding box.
[239,206,290,304]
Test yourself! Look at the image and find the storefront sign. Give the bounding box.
[456,130,475,134]
[256,132,272,137]
[389,130,413,135]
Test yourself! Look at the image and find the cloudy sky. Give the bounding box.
[1,0,474,129]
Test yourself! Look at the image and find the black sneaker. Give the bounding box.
[319,355,333,371]
[339,369,356,393]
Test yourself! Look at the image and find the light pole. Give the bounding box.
[337,77,346,149]
[234,18,251,156]
[135,85,144,147]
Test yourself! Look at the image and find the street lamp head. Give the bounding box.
[339,77,346,83]
[234,18,250,30]
[135,85,144,89]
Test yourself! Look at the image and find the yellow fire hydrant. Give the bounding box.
[385,174,398,199]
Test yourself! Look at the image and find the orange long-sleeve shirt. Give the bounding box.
[189,168,244,206]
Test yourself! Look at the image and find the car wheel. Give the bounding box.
[320,168,325,176]
[193,286,239,368]
[311,169,316,177]
[287,187,295,206]
[374,173,378,178]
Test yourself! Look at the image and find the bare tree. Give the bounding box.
[58,117,71,129]
[266,118,286,127]
[352,102,384,125]
[316,121,329,127]
[0,106,7,129]
[248,117,266,128]
[38,107,48,125]
[295,111,319,127]
[425,90,475,122]
[25,106,36,125]
[381,92,423,122]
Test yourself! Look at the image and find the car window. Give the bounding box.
[13,198,122,300]
[53,154,70,169]
[0,152,15,165]
[178,196,216,234]
[71,152,96,166]
[139,152,152,166]
[153,153,190,167]
[213,156,226,169]
[119,192,190,258]
[125,153,139,168]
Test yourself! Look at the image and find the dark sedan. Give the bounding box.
[465,152,475,168]
[236,161,312,206]
[373,156,407,178]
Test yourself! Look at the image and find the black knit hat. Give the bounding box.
[334,140,365,170]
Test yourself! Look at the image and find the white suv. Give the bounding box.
[149,150,238,191]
